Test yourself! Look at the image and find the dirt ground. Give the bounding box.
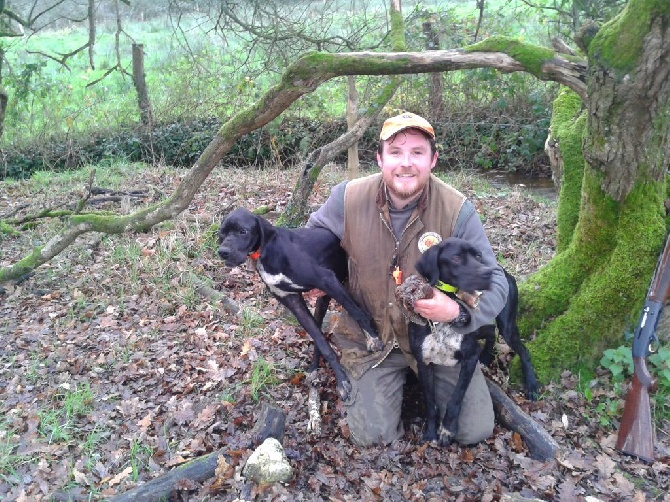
[0,164,668,501]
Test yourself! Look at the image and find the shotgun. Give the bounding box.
[615,232,670,463]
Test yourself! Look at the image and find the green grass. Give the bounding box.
[0,420,25,482]
[38,384,95,444]
[249,357,280,402]
[238,308,265,337]
[127,438,153,482]
[0,2,560,150]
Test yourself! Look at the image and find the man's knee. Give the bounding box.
[343,353,407,446]
[454,412,494,444]
[435,364,495,445]
[348,418,403,446]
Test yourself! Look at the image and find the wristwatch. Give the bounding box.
[450,303,471,328]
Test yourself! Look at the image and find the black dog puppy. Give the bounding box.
[406,237,494,445]
[405,237,538,446]
[217,207,382,401]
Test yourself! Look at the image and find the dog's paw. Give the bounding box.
[437,426,455,447]
[366,334,384,352]
[526,382,541,401]
[422,430,438,443]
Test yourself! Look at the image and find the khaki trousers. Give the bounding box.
[343,350,494,446]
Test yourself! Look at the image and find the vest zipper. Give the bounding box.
[370,211,420,369]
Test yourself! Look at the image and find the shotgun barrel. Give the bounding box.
[615,232,670,463]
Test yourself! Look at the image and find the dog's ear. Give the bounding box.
[416,244,441,286]
[253,214,274,249]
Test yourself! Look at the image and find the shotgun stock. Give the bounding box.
[615,232,670,463]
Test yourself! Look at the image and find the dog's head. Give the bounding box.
[217,207,263,267]
[415,237,493,293]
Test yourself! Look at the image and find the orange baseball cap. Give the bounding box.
[379,112,435,140]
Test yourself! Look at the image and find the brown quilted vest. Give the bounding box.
[336,173,465,379]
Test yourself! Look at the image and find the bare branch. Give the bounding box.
[474,0,485,43]
[0,40,587,282]
[27,42,91,70]
[28,0,79,29]
[85,66,116,87]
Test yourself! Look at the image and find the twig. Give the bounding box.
[306,371,322,434]
[74,169,96,214]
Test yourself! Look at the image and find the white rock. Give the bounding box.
[242,437,293,484]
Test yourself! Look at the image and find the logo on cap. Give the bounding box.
[380,112,435,141]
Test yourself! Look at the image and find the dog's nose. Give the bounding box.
[218,247,230,260]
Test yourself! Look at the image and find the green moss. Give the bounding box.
[549,88,586,252]
[68,202,164,234]
[520,166,620,330]
[0,220,18,235]
[589,0,670,74]
[0,246,43,282]
[389,9,406,51]
[524,180,666,383]
[466,36,556,77]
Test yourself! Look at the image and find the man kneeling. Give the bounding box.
[306,112,508,445]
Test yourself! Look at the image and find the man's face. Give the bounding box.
[377,129,438,207]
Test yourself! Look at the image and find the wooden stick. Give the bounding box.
[486,379,559,461]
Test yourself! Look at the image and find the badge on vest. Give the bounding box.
[418,232,442,253]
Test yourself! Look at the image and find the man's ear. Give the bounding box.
[416,245,441,286]
[376,151,383,168]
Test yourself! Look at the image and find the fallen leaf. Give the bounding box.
[107,466,133,487]
[459,448,474,463]
[72,468,88,485]
[511,432,525,452]
[595,453,616,479]
[137,413,152,432]
[240,338,252,356]
[166,455,187,467]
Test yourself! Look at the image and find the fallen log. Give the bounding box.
[487,379,559,461]
[109,402,286,502]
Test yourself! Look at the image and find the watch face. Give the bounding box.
[452,304,470,327]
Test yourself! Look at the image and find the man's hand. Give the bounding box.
[413,288,461,323]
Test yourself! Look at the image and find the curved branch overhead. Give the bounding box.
[294,49,586,100]
[0,38,587,282]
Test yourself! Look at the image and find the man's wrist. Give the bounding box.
[450,303,471,328]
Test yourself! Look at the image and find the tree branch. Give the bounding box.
[0,39,587,282]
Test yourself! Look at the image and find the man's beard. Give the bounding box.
[388,178,422,201]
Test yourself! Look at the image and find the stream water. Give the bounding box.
[483,170,558,200]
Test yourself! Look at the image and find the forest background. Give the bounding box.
[1,0,669,501]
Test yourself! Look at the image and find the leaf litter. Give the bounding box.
[0,164,668,501]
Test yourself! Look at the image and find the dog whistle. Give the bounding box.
[393,267,403,285]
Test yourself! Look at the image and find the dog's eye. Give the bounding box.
[475,253,483,262]
[239,229,248,235]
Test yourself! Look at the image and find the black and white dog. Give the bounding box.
[217,207,382,401]
[406,237,538,446]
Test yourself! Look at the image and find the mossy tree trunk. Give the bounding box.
[518,0,670,383]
